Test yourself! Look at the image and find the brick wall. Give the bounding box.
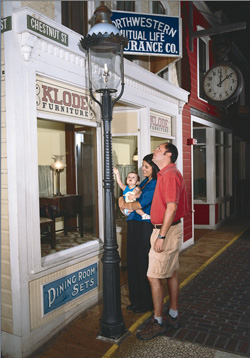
[21,1,55,19]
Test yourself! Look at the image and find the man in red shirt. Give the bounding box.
[137,142,188,340]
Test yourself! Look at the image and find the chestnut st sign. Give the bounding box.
[1,16,12,33]
[27,15,68,46]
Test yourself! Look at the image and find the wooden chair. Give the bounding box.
[40,204,56,249]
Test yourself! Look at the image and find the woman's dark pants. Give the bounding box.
[127,220,153,310]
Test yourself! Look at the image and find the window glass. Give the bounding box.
[38,119,98,257]
[193,145,207,201]
[62,1,88,36]
[216,145,220,198]
[152,1,165,14]
[216,129,222,144]
[223,133,231,196]
[194,128,206,144]
[151,137,171,153]
[112,136,138,217]
[117,1,135,11]
[199,38,207,99]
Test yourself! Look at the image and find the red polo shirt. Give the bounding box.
[150,163,188,225]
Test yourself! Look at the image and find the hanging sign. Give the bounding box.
[1,16,12,33]
[150,112,172,135]
[111,11,181,57]
[36,76,94,120]
[43,263,98,315]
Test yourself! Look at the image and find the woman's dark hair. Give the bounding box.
[143,153,160,180]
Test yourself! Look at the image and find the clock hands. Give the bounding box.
[217,72,233,87]
[218,69,223,88]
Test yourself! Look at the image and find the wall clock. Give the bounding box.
[203,62,243,108]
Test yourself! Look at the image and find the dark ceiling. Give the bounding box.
[205,1,250,107]
[204,1,250,64]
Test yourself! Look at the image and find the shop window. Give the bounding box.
[193,126,232,204]
[198,36,209,100]
[193,128,206,201]
[152,1,165,14]
[193,146,207,200]
[62,1,88,36]
[215,145,220,198]
[151,136,171,152]
[223,133,232,197]
[112,135,138,217]
[216,130,232,199]
[38,119,98,257]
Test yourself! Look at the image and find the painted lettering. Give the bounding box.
[112,16,177,37]
[1,18,7,31]
[63,91,71,106]
[165,43,176,53]
[47,288,56,308]
[72,93,80,108]
[54,88,63,105]
[42,85,54,102]
[43,263,98,314]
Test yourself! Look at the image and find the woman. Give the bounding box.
[119,154,159,313]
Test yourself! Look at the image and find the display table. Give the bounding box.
[40,195,83,237]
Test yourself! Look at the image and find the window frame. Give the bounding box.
[197,27,210,101]
[61,1,88,36]
[192,117,232,207]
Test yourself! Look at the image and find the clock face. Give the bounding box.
[203,65,239,102]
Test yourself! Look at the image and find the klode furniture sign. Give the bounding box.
[36,76,94,120]
[111,11,181,57]
[150,112,172,135]
[43,263,98,315]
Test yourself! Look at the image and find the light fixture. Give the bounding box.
[80,4,128,339]
[50,155,67,196]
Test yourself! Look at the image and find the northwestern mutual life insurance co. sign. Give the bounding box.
[111,11,181,57]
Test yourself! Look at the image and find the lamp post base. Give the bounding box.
[99,321,126,340]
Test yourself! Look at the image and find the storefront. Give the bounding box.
[192,114,233,229]
[1,5,189,357]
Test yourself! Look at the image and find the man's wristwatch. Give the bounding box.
[158,234,166,239]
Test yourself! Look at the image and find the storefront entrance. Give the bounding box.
[192,116,232,229]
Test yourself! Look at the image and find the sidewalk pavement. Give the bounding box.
[110,220,250,358]
[30,218,250,358]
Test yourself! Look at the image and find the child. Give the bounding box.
[113,167,150,220]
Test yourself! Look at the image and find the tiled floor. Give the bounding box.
[166,229,250,356]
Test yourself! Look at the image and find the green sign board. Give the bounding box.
[1,16,12,33]
[27,15,68,46]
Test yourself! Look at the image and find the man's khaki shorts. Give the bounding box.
[147,223,182,279]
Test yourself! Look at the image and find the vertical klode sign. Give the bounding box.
[111,11,181,57]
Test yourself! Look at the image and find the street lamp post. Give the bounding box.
[80,5,128,339]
